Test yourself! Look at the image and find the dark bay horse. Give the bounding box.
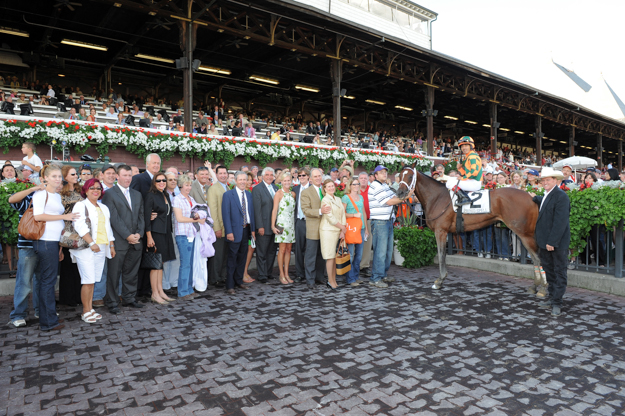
[396,163,546,296]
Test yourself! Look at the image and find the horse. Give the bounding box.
[396,163,547,296]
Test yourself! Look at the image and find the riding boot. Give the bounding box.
[455,189,472,206]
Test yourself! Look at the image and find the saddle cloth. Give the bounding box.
[450,190,491,214]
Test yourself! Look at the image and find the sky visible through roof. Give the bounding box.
[417,0,625,119]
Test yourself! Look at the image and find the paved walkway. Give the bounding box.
[1,265,625,416]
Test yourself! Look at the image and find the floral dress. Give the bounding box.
[275,191,295,243]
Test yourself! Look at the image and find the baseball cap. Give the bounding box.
[330,167,339,172]
[373,165,388,173]
[527,169,539,176]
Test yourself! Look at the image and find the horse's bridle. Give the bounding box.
[399,167,417,192]
[399,166,452,222]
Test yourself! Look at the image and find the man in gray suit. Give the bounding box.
[292,167,310,282]
[102,165,145,314]
[252,167,278,283]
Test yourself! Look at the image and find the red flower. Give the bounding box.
[75,125,79,130]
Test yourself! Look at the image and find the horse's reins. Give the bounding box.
[400,167,452,222]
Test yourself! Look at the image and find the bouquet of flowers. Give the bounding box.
[335,182,346,198]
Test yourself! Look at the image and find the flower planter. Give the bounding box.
[393,243,405,267]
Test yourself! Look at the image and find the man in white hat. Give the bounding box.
[529,167,570,316]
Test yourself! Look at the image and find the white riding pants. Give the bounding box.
[445,177,482,192]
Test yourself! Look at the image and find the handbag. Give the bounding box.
[335,239,352,276]
[140,247,163,270]
[345,195,363,245]
[18,192,48,241]
[59,203,91,249]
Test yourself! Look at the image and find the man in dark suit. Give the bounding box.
[222,171,256,294]
[252,167,278,283]
[102,165,145,314]
[130,153,161,298]
[292,168,310,283]
[531,167,570,317]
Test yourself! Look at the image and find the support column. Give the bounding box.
[535,115,543,166]
[489,103,498,160]
[330,59,342,147]
[619,140,623,173]
[596,133,603,169]
[569,126,576,157]
[181,19,198,133]
[426,86,435,156]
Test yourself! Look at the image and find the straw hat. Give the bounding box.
[539,167,564,180]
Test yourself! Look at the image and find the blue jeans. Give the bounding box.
[93,262,122,300]
[370,220,393,282]
[478,226,493,254]
[495,227,510,257]
[33,240,60,331]
[175,236,195,297]
[10,248,39,322]
[347,229,365,284]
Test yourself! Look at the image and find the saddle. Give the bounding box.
[450,190,491,233]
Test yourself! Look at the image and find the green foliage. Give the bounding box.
[567,187,625,256]
[394,222,437,268]
[0,181,35,245]
[443,160,457,174]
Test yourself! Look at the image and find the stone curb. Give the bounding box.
[433,254,625,297]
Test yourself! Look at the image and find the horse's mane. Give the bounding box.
[416,170,446,188]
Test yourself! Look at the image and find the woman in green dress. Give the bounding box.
[271,171,296,285]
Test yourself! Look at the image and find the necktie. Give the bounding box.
[242,191,248,225]
[124,189,132,210]
[269,185,275,198]
[318,187,323,201]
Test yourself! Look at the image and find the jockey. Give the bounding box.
[446,136,482,206]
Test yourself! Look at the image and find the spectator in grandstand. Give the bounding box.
[87,108,97,122]
[46,85,55,98]
[70,179,114,323]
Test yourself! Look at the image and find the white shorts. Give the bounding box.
[445,177,482,192]
[73,245,107,284]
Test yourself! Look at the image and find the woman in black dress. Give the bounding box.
[144,172,176,304]
[59,165,84,307]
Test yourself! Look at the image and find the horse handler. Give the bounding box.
[445,136,482,206]
[530,168,570,316]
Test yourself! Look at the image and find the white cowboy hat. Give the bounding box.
[539,167,564,180]
[436,174,452,182]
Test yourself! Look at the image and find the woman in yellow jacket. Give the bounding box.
[320,179,347,289]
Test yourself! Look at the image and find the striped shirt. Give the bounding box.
[368,180,395,220]
[11,193,34,249]
[173,194,198,236]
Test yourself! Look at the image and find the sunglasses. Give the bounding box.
[298,174,308,177]
[69,173,77,176]
[167,178,177,182]
[89,187,102,191]
[155,179,167,183]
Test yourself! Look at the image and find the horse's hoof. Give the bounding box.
[432,284,440,290]
[526,285,537,295]
[536,292,547,298]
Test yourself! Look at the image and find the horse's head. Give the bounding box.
[397,165,416,199]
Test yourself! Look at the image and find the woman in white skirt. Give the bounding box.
[70,178,116,323]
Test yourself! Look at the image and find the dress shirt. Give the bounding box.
[117,183,132,210]
[237,187,251,225]
[311,184,324,216]
[264,181,275,198]
[147,171,154,179]
[297,183,309,219]
[219,181,228,192]
[540,186,555,211]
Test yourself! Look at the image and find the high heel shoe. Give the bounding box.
[286,276,294,284]
[279,276,290,285]
[326,281,338,290]
[151,297,168,305]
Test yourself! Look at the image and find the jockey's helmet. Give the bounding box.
[458,136,475,150]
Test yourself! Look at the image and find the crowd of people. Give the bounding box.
[5,143,419,331]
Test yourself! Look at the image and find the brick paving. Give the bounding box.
[1,265,625,416]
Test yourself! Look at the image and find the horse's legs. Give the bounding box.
[517,234,548,297]
[432,230,448,290]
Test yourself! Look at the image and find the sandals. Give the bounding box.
[81,309,103,323]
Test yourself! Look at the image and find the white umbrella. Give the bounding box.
[553,156,598,171]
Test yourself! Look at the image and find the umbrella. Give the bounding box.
[553,156,597,171]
